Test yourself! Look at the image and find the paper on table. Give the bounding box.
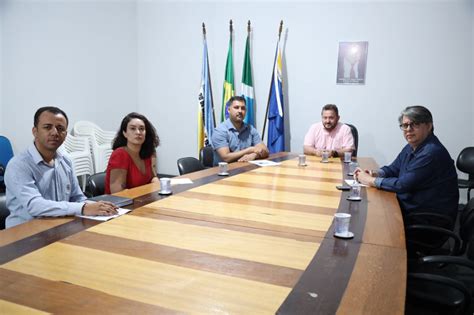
[171,178,193,185]
[76,208,131,221]
[345,179,368,187]
[248,160,281,167]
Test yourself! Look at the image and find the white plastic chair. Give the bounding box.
[58,134,94,190]
[73,121,115,173]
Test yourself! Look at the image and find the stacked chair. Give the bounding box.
[406,200,474,315]
[73,121,115,173]
[58,134,94,190]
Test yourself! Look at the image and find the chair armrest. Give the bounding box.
[406,224,462,256]
[420,255,474,270]
[407,272,471,312]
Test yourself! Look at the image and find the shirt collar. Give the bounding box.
[28,142,63,165]
[224,118,248,132]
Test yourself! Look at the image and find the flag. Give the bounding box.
[267,39,285,153]
[198,37,215,154]
[241,34,255,127]
[221,36,234,121]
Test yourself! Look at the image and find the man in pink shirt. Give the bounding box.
[303,104,355,157]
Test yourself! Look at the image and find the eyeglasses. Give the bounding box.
[399,122,421,131]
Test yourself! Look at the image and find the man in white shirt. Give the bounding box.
[5,106,117,228]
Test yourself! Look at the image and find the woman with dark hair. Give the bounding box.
[105,112,160,194]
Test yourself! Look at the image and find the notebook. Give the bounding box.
[87,194,134,207]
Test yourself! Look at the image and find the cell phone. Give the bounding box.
[336,185,351,191]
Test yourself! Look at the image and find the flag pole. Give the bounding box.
[202,22,216,128]
[261,20,283,140]
[221,19,234,121]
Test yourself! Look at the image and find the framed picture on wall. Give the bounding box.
[336,41,368,85]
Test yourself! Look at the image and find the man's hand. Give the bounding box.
[83,201,118,216]
[366,169,379,177]
[238,153,258,162]
[354,168,376,187]
[253,147,265,158]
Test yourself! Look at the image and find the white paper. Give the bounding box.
[76,208,131,221]
[171,178,193,185]
[345,179,368,187]
[248,160,281,167]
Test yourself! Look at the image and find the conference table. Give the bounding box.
[0,153,406,314]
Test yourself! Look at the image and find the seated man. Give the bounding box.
[304,104,354,157]
[5,106,117,228]
[212,96,269,164]
[356,106,458,221]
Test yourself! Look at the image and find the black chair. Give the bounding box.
[177,157,205,175]
[405,204,474,314]
[0,163,5,193]
[457,147,474,201]
[345,123,358,157]
[0,193,9,230]
[200,146,214,168]
[404,212,461,259]
[406,270,471,315]
[84,172,106,197]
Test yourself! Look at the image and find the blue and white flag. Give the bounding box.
[267,39,285,153]
[198,37,215,153]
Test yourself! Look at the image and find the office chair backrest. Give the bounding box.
[345,124,358,157]
[200,146,214,168]
[457,147,474,179]
[0,193,9,230]
[177,157,205,175]
[85,172,106,197]
[0,136,14,170]
[460,198,474,259]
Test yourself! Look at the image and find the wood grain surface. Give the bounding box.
[0,154,406,314]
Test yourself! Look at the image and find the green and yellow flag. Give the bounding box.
[221,35,234,121]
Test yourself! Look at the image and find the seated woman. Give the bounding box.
[105,112,160,194]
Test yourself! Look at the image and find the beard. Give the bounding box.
[324,122,336,130]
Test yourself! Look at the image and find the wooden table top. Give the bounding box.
[0,153,406,314]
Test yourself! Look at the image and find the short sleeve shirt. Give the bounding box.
[303,122,354,151]
[211,119,263,164]
[105,147,153,194]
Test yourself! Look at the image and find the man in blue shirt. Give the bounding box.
[212,96,269,164]
[356,106,458,221]
[5,106,117,228]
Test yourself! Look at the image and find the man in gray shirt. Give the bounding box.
[211,96,269,164]
[5,106,117,228]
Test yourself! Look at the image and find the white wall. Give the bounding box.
[1,0,138,153]
[138,0,473,176]
[472,0,474,135]
[1,0,472,179]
